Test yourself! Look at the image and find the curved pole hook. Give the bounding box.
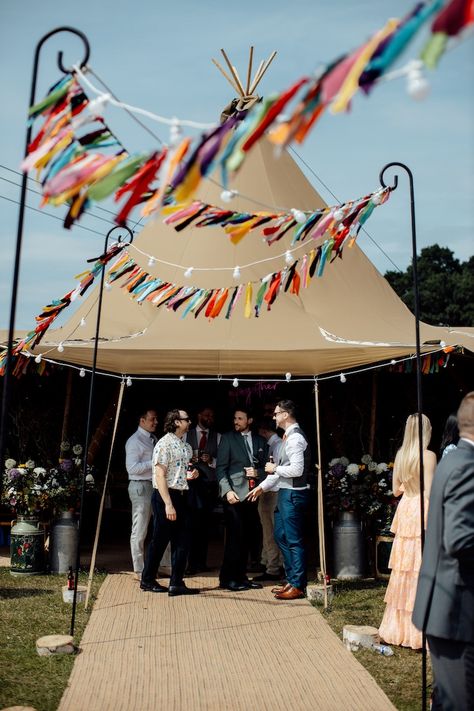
[105,224,135,249]
[379,161,414,192]
[34,26,90,75]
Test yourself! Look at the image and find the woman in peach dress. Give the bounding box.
[379,414,437,649]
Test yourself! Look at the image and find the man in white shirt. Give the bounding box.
[125,408,158,580]
[247,400,311,600]
[253,417,283,582]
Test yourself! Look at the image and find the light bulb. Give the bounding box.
[333,208,344,222]
[80,317,86,327]
[407,69,430,101]
[233,266,241,279]
[285,250,293,266]
[79,368,86,378]
[57,343,64,353]
[34,354,42,364]
[339,373,346,383]
[232,378,239,387]
[179,375,185,381]
[126,376,132,387]
[372,191,383,205]
[148,256,156,267]
[440,341,446,348]
[285,372,292,382]
[290,208,306,224]
[169,118,182,147]
[220,189,238,203]
[184,267,194,278]
[105,282,112,291]
[391,359,396,365]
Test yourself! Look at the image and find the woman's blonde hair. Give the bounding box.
[394,413,432,485]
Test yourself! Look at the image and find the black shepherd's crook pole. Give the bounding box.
[70,225,134,636]
[0,27,90,497]
[379,162,427,711]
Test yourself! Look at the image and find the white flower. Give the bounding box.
[73,444,83,456]
[85,473,95,483]
[386,489,393,496]
[33,467,47,475]
[329,458,342,467]
[5,458,17,469]
[368,462,377,471]
[361,454,372,464]
[60,441,70,451]
[378,481,387,489]
[376,462,388,473]
[340,457,349,466]
[346,464,360,477]
[74,458,82,467]
[25,459,35,469]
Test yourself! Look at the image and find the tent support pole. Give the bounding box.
[70,225,133,637]
[0,27,90,500]
[84,379,126,610]
[314,380,328,608]
[380,162,426,711]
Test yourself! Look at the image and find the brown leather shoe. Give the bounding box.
[271,582,290,594]
[274,586,305,600]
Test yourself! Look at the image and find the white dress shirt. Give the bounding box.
[260,423,307,492]
[125,426,155,481]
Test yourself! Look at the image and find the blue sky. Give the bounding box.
[1,0,473,330]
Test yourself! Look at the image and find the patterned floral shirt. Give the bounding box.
[152,432,192,491]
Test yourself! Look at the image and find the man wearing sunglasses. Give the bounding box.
[247,400,311,600]
[141,408,200,596]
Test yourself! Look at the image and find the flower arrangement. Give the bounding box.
[2,441,97,517]
[325,454,397,530]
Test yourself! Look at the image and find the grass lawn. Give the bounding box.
[313,579,432,711]
[0,566,106,711]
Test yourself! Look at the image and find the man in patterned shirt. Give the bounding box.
[141,408,200,596]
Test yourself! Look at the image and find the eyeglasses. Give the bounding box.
[273,410,287,416]
[178,417,191,422]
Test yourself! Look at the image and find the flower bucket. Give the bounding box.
[333,511,366,579]
[10,516,45,576]
[49,511,79,574]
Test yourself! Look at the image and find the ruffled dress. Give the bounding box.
[378,493,428,649]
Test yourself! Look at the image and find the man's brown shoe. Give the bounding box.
[271,582,290,594]
[274,586,305,600]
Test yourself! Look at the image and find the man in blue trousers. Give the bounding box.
[247,399,311,600]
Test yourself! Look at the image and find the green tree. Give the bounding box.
[385,245,474,327]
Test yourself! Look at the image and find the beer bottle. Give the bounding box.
[186,461,195,480]
[67,566,75,591]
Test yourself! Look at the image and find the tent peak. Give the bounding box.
[213,47,277,117]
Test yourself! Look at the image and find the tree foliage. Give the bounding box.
[385,245,474,327]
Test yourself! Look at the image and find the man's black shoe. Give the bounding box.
[140,581,168,593]
[243,579,263,590]
[252,572,282,582]
[168,585,200,596]
[219,581,249,592]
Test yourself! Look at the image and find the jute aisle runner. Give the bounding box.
[59,574,395,711]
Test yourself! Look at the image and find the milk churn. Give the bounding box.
[10,516,45,575]
[49,511,79,573]
[333,511,365,579]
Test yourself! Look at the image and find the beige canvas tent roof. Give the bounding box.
[29,138,474,376]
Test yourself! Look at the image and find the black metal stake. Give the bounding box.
[70,225,134,636]
[379,162,427,711]
[0,27,90,494]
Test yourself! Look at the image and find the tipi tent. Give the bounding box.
[31,138,473,375]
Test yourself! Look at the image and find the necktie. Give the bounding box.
[199,430,207,450]
[150,434,157,446]
[243,433,253,463]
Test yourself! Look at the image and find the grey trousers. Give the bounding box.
[428,634,474,711]
[128,480,153,574]
[258,491,283,575]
